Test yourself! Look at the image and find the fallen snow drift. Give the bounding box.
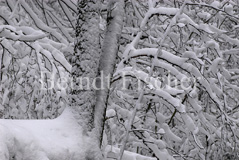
[0,108,96,160]
[0,108,158,160]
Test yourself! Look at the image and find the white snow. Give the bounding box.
[181,114,196,132]
[163,85,184,96]
[182,51,204,65]
[209,58,223,74]
[221,34,239,46]
[105,145,157,160]
[130,48,188,66]
[156,112,168,124]
[106,109,116,118]
[161,123,182,142]
[19,0,68,45]
[208,78,223,97]
[0,108,98,160]
[188,97,202,112]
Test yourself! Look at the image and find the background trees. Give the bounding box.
[109,0,239,159]
[0,0,239,160]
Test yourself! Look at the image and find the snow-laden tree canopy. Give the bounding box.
[0,0,74,119]
[0,0,239,160]
[107,0,239,159]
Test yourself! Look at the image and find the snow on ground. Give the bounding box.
[0,108,96,160]
[0,108,159,160]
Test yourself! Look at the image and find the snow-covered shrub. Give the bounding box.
[105,0,239,159]
[0,0,75,119]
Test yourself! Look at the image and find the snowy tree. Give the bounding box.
[0,0,239,160]
[69,0,125,157]
[0,0,75,119]
[105,0,239,159]
[0,0,124,159]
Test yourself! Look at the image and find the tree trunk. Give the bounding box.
[94,0,125,146]
[70,0,101,133]
[70,0,125,149]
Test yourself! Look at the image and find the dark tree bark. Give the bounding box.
[70,0,101,133]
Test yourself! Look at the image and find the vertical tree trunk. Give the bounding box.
[70,0,125,150]
[94,0,125,146]
[70,0,101,133]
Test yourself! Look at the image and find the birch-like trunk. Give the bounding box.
[70,0,101,133]
[70,0,124,149]
[94,0,125,146]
